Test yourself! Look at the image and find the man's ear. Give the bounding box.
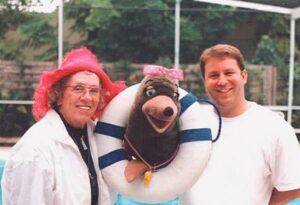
[242,69,248,83]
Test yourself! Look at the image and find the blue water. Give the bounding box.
[287,198,300,205]
[114,193,179,205]
[0,160,5,205]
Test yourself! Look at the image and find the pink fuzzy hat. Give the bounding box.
[32,47,126,121]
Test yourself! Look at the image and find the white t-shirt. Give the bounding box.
[180,102,300,205]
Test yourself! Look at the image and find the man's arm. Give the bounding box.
[269,188,300,205]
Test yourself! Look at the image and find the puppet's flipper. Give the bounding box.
[124,160,148,183]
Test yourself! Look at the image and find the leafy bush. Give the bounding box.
[0,91,34,137]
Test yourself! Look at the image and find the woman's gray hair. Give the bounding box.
[48,75,70,110]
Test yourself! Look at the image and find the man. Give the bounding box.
[181,44,300,205]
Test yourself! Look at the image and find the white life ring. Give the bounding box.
[95,84,214,203]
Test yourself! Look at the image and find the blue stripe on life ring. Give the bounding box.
[95,121,125,140]
[180,93,197,115]
[99,149,127,169]
[180,128,212,143]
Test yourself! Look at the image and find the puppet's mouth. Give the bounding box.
[145,114,174,134]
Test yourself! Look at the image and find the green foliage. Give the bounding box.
[155,56,173,68]
[0,0,28,38]
[293,62,300,106]
[252,34,300,78]
[251,35,287,104]
[20,13,59,61]
[250,14,297,87]
[0,40,24,61]
[85,0,120,31]
[179,17,203,62]
[20,14,55,48]
[252,35,281,67]
[251,33,300,124]
[246,67,267,104]
[254,13,290,39]
[0,91,34,137]
[295,37,300,82]
[295,62,300,80]
[0,103,34,137]
[0,1,59,61]
[92,0,173,63]
[113,60,141,86]
[180,2,250,61]
[251,34,293,83]
[63,0,248,64]
[0,1,30,60]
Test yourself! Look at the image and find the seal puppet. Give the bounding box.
[95,64,214,203]
[123,65,183,185]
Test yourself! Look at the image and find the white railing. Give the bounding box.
[0,100,33,105]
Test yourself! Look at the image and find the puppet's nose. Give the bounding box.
[164,107,174,116]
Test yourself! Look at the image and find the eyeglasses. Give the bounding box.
[65,84,101,96]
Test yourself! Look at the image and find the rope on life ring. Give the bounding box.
[95,84,215,203]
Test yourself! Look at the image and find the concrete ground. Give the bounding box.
[0,137,19,160]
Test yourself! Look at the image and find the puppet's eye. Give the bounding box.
[145,88,156,97]
[173,92,179,101]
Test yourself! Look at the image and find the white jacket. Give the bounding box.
[1,110,111,205]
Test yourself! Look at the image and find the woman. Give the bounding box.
[1,47,125,205]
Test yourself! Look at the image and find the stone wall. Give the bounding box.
[0,60,56,99]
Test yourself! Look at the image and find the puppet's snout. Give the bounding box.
[142,95,178,120]
[142,95,179,133]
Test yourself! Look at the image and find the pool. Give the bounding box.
[287,198,300,205]
[0,160,5,205]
